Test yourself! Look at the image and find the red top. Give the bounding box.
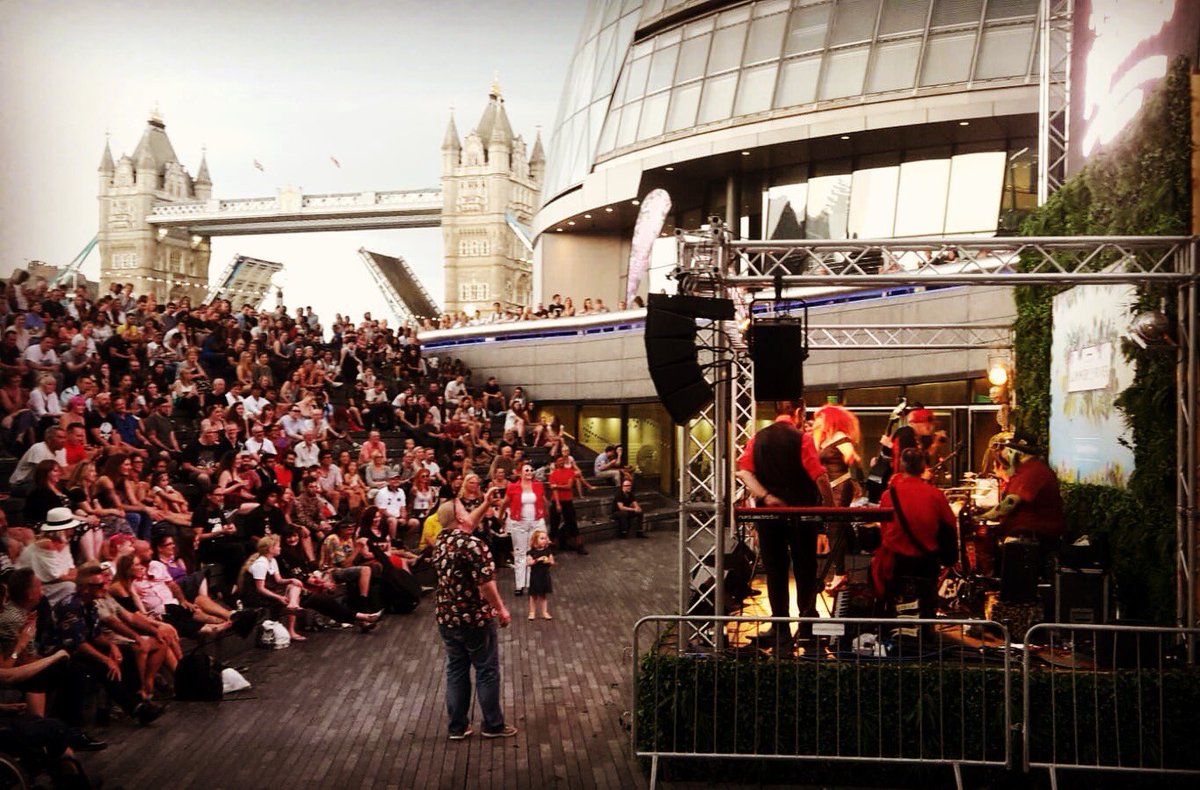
[737,414,826,483]
[872,474,956,596]
[1002,457,1065,539]
[504,480,546,521]
[547,467,577,503]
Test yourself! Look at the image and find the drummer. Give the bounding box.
[978,432,1065,557]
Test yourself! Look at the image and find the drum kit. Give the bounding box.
[939,473,1008,616]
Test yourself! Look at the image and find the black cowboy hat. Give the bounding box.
[997,431,1045,456]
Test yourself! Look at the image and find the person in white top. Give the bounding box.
[241,385,270,420]
[373,473,408,542]
[293,431,321,469]
[244,423,278,458]
[9,427,67,494]
[444,374,467,402]
[280,404,310,442]
[22,335,59,377]
[28,374,62,423]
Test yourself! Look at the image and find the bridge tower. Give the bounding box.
[97,111,212,303]
[441,79,543,315]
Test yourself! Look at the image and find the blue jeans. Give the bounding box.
[439,619,504,735]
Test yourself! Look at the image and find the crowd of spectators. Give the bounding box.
[422,292,646,330]
[0,271,645,768]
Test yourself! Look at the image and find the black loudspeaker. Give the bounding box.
[747,321,806,401]
[644,293,735,425]
[1055,570,1110,624]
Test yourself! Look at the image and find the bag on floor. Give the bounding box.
[221,667,252,694]
[176,649,224,701]
[258,619,291,649]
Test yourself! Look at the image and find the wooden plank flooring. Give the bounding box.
[81,533,679,790]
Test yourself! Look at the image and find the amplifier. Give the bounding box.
[999,540,1040,604]
[1055,569,1110,624]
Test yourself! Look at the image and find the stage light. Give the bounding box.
[156,227,169,241]
[190,235,203,248]
[1127,310,1173,349]
[987,357,1010,386]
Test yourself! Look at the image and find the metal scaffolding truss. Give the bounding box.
[715,237,1191,287]
[673,224,1199,636]
[1038,0,1073,203]
[806,324,1011,350]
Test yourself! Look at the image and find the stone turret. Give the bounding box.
[442,113,461,171]
[529,129,545,185]
[194,149,212,202]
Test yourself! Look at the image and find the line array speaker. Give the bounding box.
[644,293,734,425]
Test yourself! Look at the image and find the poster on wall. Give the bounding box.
[1048,283,1137,486]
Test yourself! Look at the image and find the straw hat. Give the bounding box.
[41,507,81,532]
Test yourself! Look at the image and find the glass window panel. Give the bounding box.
[667,81,702,131]
[698,72,738,124]
[708,22,747,73]
[805,174,851,239]
[819,46,869,100]
[647,44,679,93]
[975,23,1035,79]
[677,33,711,83]
[717,5,751,27]
[986,0,1038,19]
[617,101,642,147]
[763,182,809,238]
[622,0,642,14]
[744,10,787,65]
[879,0,930,34]
[848,166,899,238]
[602,0,622,26]
[587,100,607,155]
[829,0,880,45]
[894,159,951,236]
[931,0,983,27]
[631,40,653,61]
[944,151,1005,233]
[592,24,618,100]
[784,3,831,55]
[775,55,821,107]
[598,108,620,153]
[920,31,976,86]
[866,38,920,93]
[622,55,651,103]
[734,63,779,116]
[755,0,791,17]
[684,17,713,37]
[657,28,682,48]
[638,91,670,140]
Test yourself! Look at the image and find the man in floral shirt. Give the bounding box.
[432,490,515,741]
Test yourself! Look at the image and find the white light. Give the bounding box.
[605,207,614,213]
[190,235,203,248]
[631,199,639,205]
[156,228,169,241]
[740,151,750,156]
[840,135,850,140]
[567,220,575,226]
[959,121,970,126]
[665,166,674,171]
[987,361,1009,387]
[584,214,592,219]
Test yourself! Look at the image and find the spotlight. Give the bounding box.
[987,357,1010,387]
[1127,310,1174,349]
[156,227,169,241]
[190,235,203,248]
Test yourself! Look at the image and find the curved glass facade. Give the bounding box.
[544,0,1040,202]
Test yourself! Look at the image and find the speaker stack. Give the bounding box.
[644,293,734,425]
[746,321,807,401]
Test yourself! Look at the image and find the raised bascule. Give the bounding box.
[88,80,543,319]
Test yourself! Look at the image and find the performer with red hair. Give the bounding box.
[812,405,862,592]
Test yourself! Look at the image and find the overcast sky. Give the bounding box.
[0,0,587,321]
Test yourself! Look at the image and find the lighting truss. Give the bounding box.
[806,324,1011,350]
[1038,0,1073,203]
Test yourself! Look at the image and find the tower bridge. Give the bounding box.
[94,80,543,319]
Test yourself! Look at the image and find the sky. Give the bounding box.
[0,0,588,322]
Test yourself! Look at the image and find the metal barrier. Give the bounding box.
[632,615,1013,789]
[1021,623,1200,785]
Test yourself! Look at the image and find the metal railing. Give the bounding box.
[632,616,1200,788]
[632,615,1013,789]
[1021,623,1200,782]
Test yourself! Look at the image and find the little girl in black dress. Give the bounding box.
[526,528,554,620]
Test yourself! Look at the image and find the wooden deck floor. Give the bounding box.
[81,532,679,790]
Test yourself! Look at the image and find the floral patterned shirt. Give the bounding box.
[432,527,495,628]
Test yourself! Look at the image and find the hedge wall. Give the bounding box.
[1014,57,1192,624]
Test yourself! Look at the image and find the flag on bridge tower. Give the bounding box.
[330,155,341,169]
[253,159,265,172]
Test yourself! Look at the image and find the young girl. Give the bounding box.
[525,528,554,620]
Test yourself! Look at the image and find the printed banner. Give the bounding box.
[627,188,672,305]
